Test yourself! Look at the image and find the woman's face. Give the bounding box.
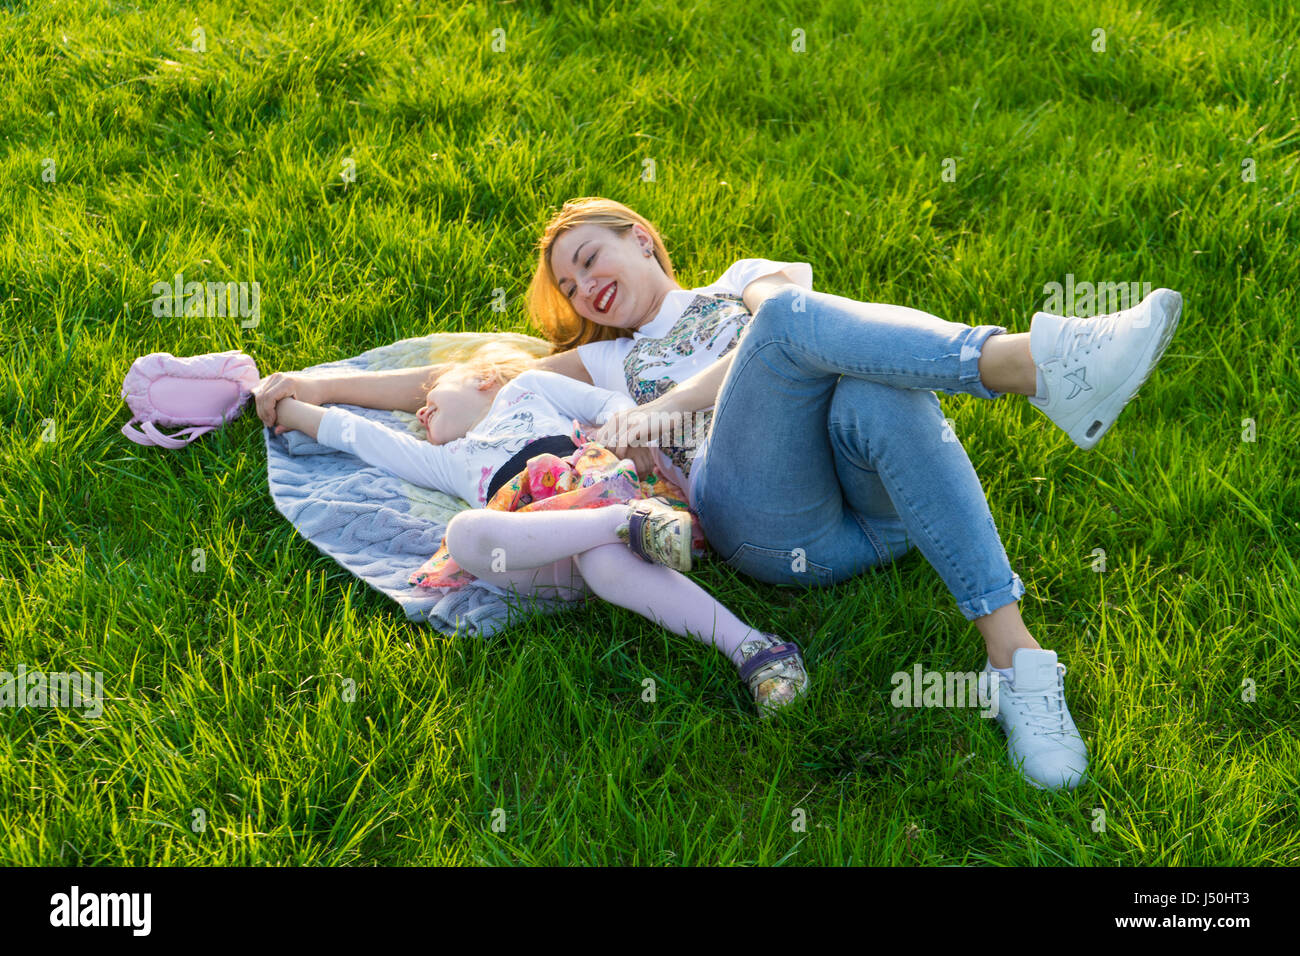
[550,223,677,332]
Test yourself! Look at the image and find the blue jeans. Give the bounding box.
[690,286,1026,621]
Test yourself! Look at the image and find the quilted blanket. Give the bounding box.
[263,330,579,637]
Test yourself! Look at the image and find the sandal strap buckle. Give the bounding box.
[738,641,801,683]
[626,508,652,562]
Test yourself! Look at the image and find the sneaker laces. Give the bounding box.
[1003,663,1070,737]
[1054,316,1119,366]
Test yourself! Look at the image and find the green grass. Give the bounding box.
[2,0,1298,865]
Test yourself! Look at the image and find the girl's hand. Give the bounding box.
[268,397,325,441]
[271,397,296,436]
[253,373,325,427]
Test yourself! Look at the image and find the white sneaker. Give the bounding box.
[1028,288,1182,450]
[986,648,1088,790]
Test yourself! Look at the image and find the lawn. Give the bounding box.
[1,0,1297,865]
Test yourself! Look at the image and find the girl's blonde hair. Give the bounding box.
[423,341,537,392]
[526,197,677,353]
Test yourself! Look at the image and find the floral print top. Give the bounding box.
[575,258,814,492]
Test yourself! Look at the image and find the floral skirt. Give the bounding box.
[409,440,706,590]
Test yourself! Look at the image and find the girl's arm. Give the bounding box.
[272,397,326,440]
[518,370,634,426]
[273,398,463,495]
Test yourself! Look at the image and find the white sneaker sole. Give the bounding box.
[1069,289,1182,450]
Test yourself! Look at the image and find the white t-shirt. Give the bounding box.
[316,368,635,508]
[575,257,814,498]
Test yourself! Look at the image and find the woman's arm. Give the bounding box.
[603,272,794,422]
[652,351,737,416]
[742,271,802,314]
[321,347,595,408]
[254,363,450,427]
[592,276,794,461]
[593,351,736,472]
[529,348,594,385]
[312,364,452,411]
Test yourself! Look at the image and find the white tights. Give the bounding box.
[443,506,765,667]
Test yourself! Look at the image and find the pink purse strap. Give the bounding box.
[121,418,216,449]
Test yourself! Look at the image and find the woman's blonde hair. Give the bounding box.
[526,197,677,353]
[423,341,537,391]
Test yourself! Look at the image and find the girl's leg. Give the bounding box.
[447,510,764,665]
[449,551,591,604]
[444,506,631,574]
[571,542,765,666]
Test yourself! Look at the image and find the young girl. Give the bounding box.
[261,343,810,715]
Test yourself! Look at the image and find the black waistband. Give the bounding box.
[486,434,580,503]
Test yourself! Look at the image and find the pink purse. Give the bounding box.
[120,350,261,448]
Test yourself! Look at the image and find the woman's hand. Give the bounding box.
[595,405,667,480]
[253,373,326,428]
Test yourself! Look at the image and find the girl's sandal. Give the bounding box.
[737,636,810,718]
[616,496,693,572]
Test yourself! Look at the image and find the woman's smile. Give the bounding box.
[549,222,681,332]
[594,281,617,314]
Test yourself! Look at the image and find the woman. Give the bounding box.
[255,197,1181,791]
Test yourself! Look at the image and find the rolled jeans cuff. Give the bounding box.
[959,325,1010,400]
[956,571,1026,621]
